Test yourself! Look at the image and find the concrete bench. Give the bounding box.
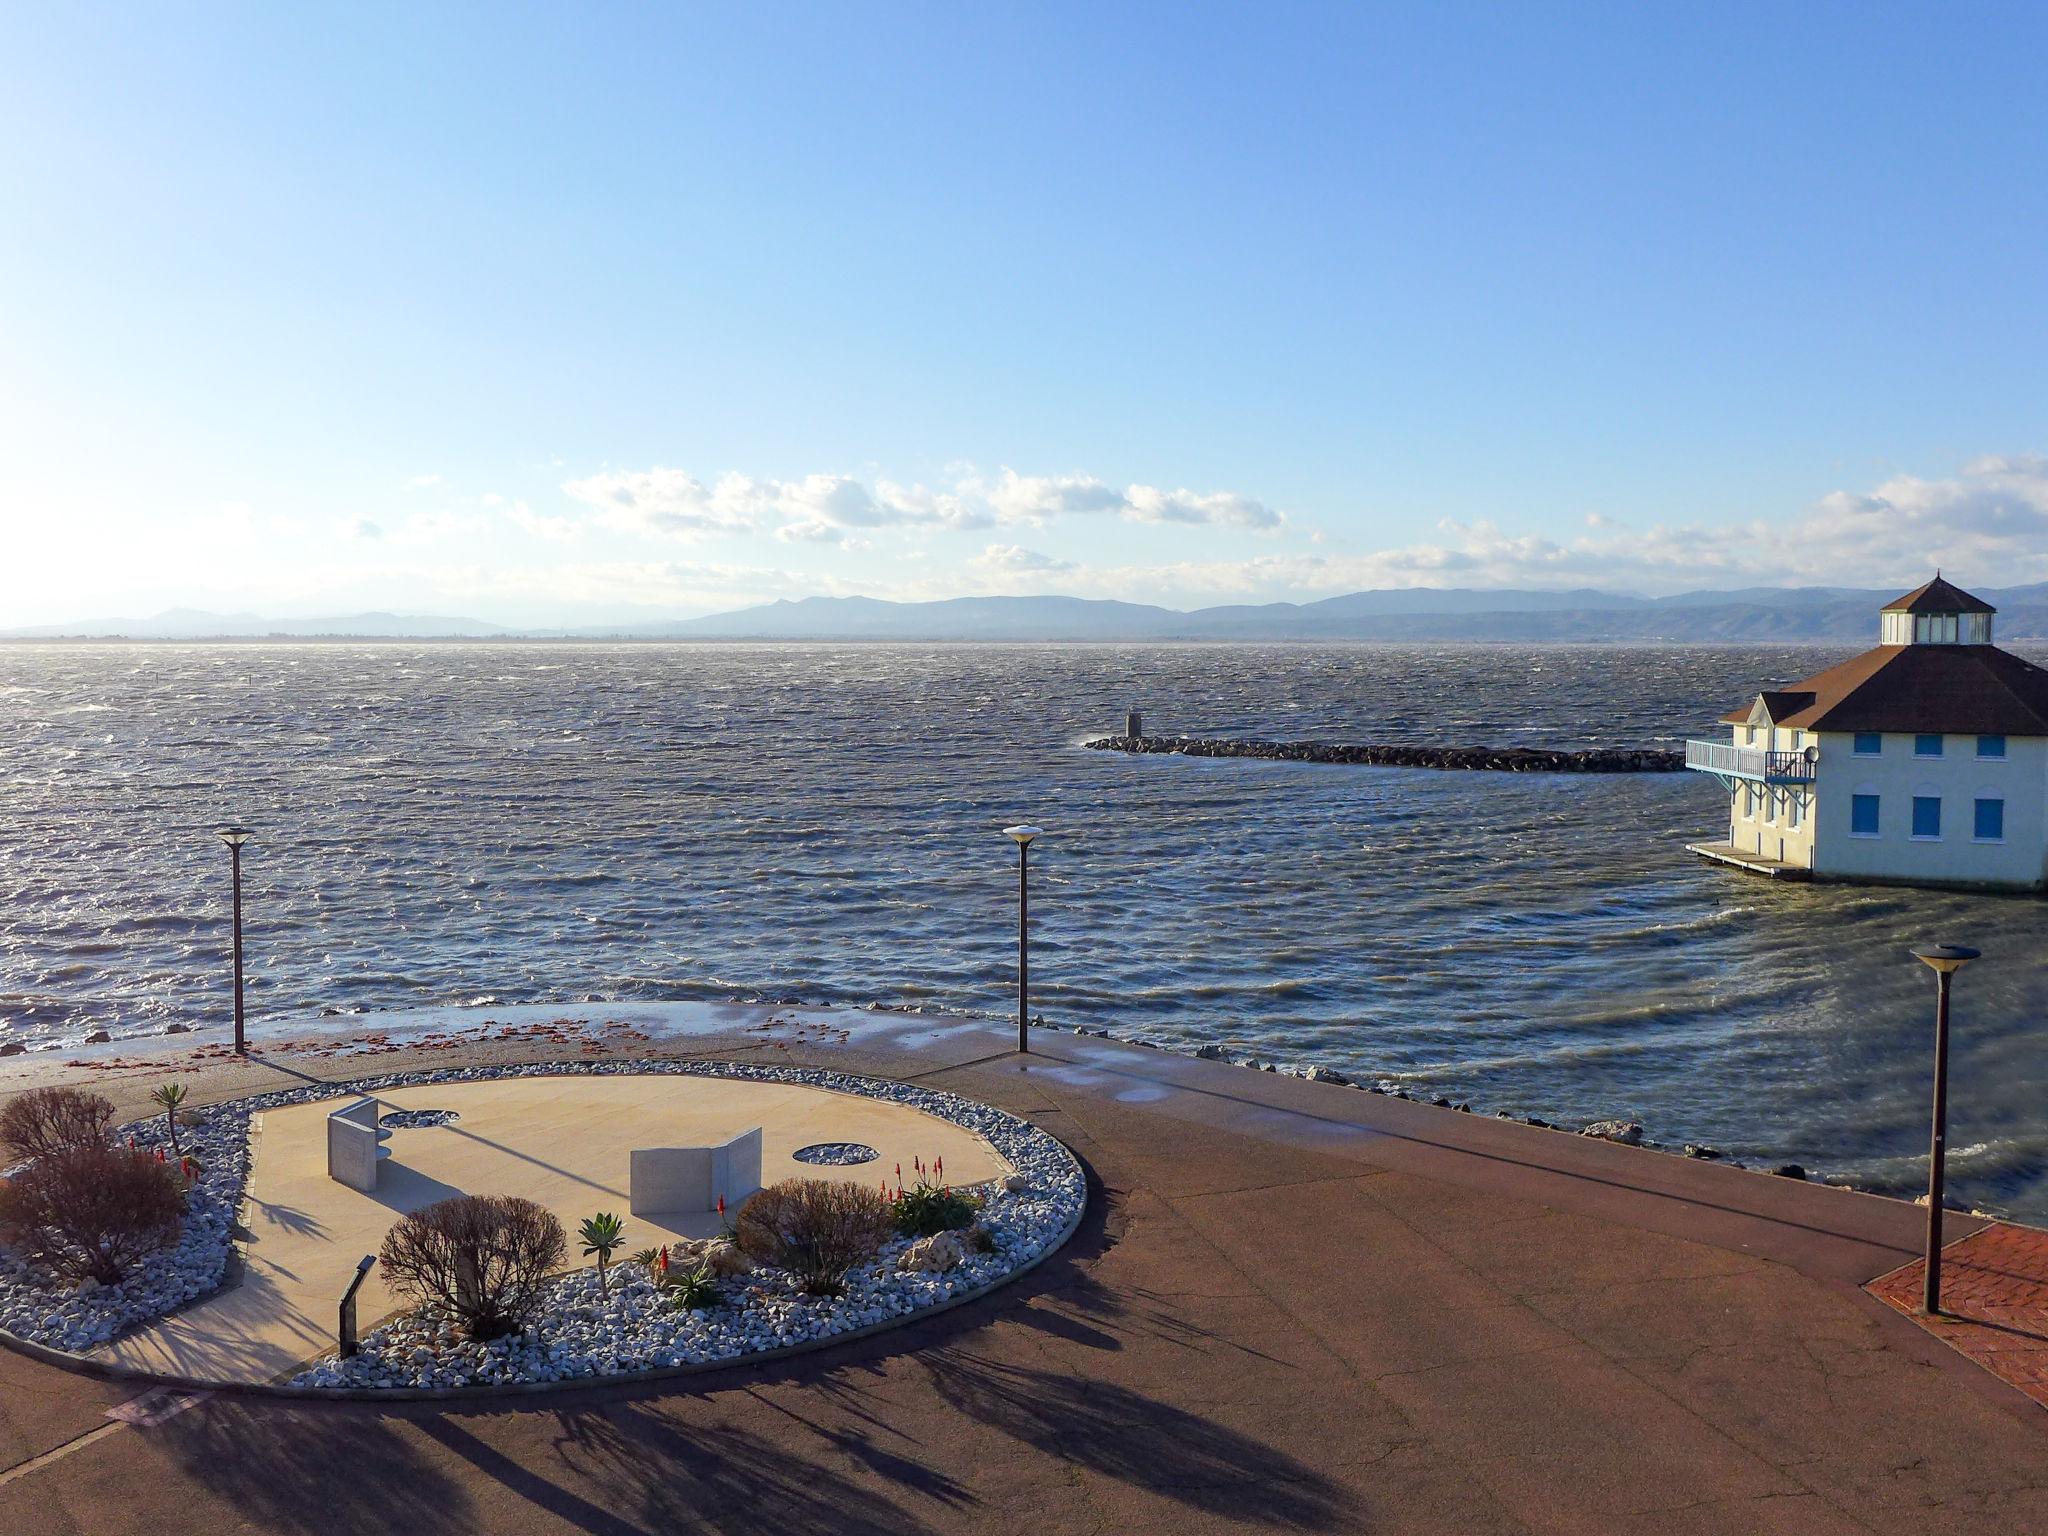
[629,1127,763,1216]
[327,1097,391,1192]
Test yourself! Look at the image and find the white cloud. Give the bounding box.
[557,463,1285,542]
[345,517,383,540]
[405,473,443,489]
[504,499,580,542]
[969,544,1077,576]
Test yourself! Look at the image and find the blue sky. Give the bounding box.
[3,3,2045,623]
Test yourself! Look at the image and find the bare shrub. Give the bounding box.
[378,1194,566,1341]
[0,1086,115,1163]
[0,1143,185,1284]
[734,1178,897,1296]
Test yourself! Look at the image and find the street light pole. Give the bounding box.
[1003,825,1044,1054]
[1911,942,1981,1316]
[220,827,254,1055]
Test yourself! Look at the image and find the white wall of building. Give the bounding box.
[1810,730,2048,889]
[1724,722,1816,867]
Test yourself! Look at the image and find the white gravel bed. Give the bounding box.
[0,1059,1086,1386]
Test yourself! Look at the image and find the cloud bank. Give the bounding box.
[559,465,1284,544]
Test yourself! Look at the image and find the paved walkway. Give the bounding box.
[1871,1222,2048,1409]
[4,1007,2047,1534]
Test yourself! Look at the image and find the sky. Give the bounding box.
[2,3,2045,626]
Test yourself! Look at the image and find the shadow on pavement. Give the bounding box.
[443,1406,957,1535]
[152,1397,475,1535]
[922,1347,1358,1529]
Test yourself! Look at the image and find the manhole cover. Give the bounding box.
[381,1108,460,1129]
[791,1141,880,1166]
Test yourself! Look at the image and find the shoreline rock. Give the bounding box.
[1083,734,1683,773]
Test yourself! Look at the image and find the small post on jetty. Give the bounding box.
[1125,710,1143,740]
[1004,825,1044,1052]
[1911,942,1980,1315]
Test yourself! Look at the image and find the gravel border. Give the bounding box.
[0,1059,1087,1396]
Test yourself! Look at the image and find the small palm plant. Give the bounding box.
[149,1082,188,1157]
[579,1211,625,1299]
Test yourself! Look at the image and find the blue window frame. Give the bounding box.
[1912,796,1942,838]
[1977,734,2007,759]
[1975,798,2005,841]
[1914,734,1944,757]
[1851,794,1880,836]
[1853,732,1882,756]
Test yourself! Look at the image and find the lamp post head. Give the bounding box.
[1003,824,1044,848]
[218,826,254,849]
[1912,943,1981,975]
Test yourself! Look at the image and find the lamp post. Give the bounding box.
[1003,825,1044,1053]
[219,827,253,1055]
[1911,942,1981,1316]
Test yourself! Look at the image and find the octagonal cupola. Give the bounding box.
[1879,574,1994,645]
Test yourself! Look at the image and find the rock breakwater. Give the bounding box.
[1084,734,1683,773]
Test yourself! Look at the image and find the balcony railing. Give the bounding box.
[1683,739,1818,783]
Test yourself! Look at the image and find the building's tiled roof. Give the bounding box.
[1881,575,1995,614]
[1751,690,1815,721]
[1719,645,2048,734]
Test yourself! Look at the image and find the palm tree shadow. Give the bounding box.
[920,1347,1358,1529]
[152,1399,476,1535]
[440,1404,960,1535]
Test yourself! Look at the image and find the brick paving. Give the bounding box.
[1870,1221,2048,1406]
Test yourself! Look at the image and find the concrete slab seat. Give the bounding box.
[326,1097,391,1192]
[629,1127,763,1216]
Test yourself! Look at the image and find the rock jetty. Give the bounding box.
[1084,733,1683,773]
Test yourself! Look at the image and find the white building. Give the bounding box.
[1685,576,2048,891]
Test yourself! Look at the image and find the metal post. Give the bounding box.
[339,1254,376,1357]
[231,839,246,1056]
[1924,967,1953,1315]
[1017,837,1030,1054]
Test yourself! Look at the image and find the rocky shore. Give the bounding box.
[1085,733,1683,773]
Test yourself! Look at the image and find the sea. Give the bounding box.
[5,641,2048,1220]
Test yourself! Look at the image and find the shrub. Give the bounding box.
[0,1142,185,1284]
[734,1178,896,1296]
[893,1180,981,1239]
[378,1194,566,1341]
[0,1086,115,1163]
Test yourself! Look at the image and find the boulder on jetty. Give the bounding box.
[1083,734,1682,773]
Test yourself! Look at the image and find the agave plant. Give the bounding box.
[148,1082,188,1157]
[661,1262,722,1312]
[579,1211,626,1299]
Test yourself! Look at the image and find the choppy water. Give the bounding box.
[4,642,2048,1218]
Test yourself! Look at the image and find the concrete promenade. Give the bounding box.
[4,1006,2046,1534]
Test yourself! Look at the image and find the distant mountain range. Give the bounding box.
[12,584,2048,643]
